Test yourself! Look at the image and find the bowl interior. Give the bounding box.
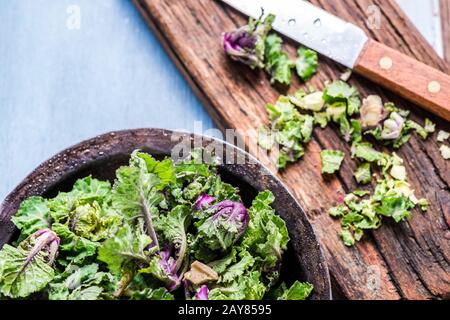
[0,129,331,299]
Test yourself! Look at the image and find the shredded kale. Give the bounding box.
[264,34,294,85]
[257,79,437,247]
[329,152,428,246]
[437,130,450,142]
[320,150,345,174]
[295,47,318,82]
[354,163,372,185]
[258,95,316,169]
[440,145,450,160]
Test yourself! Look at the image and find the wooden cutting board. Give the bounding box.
[133,0,450,299]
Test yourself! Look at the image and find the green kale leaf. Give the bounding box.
[51,223,98,265]
[265,34,294,85]
[354,163,372,184]
[241,191,289,272]
[129,287,174,300]
[320,150,345,174]
[12,196,51,239]
[98,223,153,276]
[0,230,59,298]
[48,263,115,300]
[295,47,318,81]
[271,281,314,300]
[208,271,266,300]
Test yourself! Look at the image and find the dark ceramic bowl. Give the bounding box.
[0,128,331,299]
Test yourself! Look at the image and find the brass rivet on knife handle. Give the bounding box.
[428,81,441,94]
[379,57,393,70]
[355,39,450,122]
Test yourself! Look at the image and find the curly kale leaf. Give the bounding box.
[354,163,372,185]
[241,191,289,272]
[330,177,426,246]
[261,96,317,169]
[0,229,59,298]
[130,287,174,300]
[193,200,249,256]
[217,250,255,284]
[171,168,240,206]
[51,223,99,265]
[324,80,361,121]
[98,223,153,276]
[48,263,115,300]
[48,176,112,223]
[12,196,51,239]
[157,205,191,269]
[112,151,171,247]
[270,281,314,300]
[208,271,266,300]
[351,142,389,167]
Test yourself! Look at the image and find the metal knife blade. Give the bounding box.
[221,0,368,68]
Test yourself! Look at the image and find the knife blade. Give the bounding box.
[221,0,368,68]
[220,0,450,122]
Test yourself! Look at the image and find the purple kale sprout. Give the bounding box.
[183,280,192,300]
[381,112,405,140]
[195,285,209,300]
[223,13,275,69]
[194,193,216,211]
[22,229,60,270]
[223,28,259,66]
[212,200,249,237]
[157,246,183,292]
[196,200,250,252]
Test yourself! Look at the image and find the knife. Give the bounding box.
[221,0,450,122]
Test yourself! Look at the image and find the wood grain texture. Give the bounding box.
[355,39,450,122]
[442,0,450,62]
[134,0,450,299]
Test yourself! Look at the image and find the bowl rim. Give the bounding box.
[0,128,332,300]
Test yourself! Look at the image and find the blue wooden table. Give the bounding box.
[0,0,214,200]
[0,0,442,200]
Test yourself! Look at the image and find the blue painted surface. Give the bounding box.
[0,0,214,200]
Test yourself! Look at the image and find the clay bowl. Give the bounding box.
[0,128,331,300]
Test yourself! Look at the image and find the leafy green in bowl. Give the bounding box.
[0,150,314,300]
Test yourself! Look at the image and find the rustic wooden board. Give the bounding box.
[134,0,450,299]
[442,0,450,63]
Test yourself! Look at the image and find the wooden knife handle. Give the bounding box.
[354,39,450,122]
